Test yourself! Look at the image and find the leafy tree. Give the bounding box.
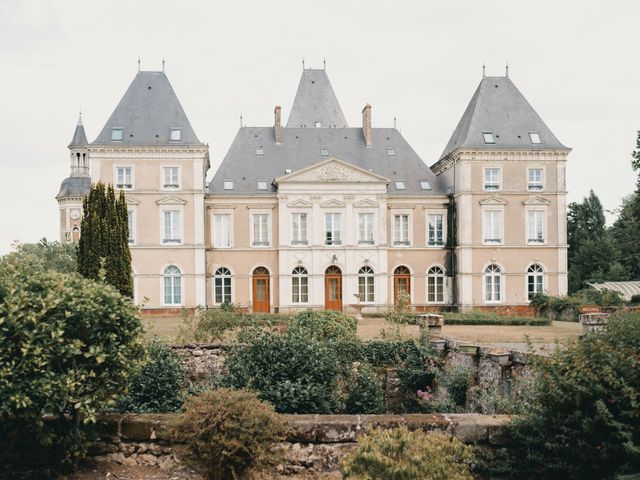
[77,183,132,297]
[6,238,77,273]
[0,259,143,469]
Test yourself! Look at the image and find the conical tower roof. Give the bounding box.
[439,76,569,161]
[92,71,202,146]
[68,113,88,147]
[286,69,348,128]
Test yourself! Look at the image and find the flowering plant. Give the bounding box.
[417,386,433,403]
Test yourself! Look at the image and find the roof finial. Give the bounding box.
[482,62,486,78]
[393,116,397,129]
[323,58,326,70]
[162,57,165,72]
[505,61,509,78]
[77,109,83,126]
[138,57,141,72]
[302,58,305,70]
[240,114,243,128]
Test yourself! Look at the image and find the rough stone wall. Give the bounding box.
[170,344,228,382]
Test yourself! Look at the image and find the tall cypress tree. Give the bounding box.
[77,182,132,297]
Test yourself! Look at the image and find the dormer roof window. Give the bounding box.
[170,128,182,141]
[395,181,406,190]
[256,146,264,156]
[420,180,431,190]
[223,181,234,190]
[321,148,329,156]
[482,131,495,144]
[257,181,268,191]
[387,147,396,156]
[529,132,541,144]
[111,128,123,141]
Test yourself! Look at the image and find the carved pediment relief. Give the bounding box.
[522,196,551,206]
[276,158,389,184]
[320,198,347,208]
[479,196,507,206]
[287,199,313,208]
[354,199,379,208]
[125,196,140,205]
[156,195,187,206]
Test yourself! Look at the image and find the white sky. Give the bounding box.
[1,0,639,254]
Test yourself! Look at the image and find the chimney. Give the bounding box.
[362,103,372,148]
[274,106,282,144]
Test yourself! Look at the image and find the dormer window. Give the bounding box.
[315,122,321,128]
[529,132,541,144]
[257,181,268,191]
[284,168,292,174]
[256,146,264,156]
[321,148,329,156]
[420,180,431,190]
[111,128,123,141]
[387,148,396,156]
[395,181,406,190]
[223,181,234,190]
[170,128,182,141]
[482,132,495,144]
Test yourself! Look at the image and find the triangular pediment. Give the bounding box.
[125,196,140,205]
[479,196,508,206]
[522,195,551,206]
[354,199,379,208]
[275,158,390,184]
[156,195,187,206]
[320,198,347,208]
[287,199,313,208]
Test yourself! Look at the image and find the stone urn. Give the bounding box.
[429,338,447,353]
[488,350,511,366]
[458,343,479,356]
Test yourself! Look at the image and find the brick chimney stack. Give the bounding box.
[274,106,282,144]
[362,104,372,148]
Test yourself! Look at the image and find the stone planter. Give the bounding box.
[579,313,610,334]
[429,338,447,352]
[488,351,511,366]
[458,344,479,356]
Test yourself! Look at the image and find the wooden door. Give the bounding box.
[252,267,270,313]
[393,266,411,303]
[324,266,342,311]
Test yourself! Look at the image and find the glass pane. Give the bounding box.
[255,279,267,301]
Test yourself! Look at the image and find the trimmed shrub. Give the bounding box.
[345,364,385,414]
[342,426,474,480]
[361,340,421,368]
[116,339,186,413]
[438,364,472,407]
[395,335,442,413]
[384,291,415,324]
[443,310,550,326]
[172,389,285,480]
[289,309,357,341]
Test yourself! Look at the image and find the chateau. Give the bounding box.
[57,66,569,313]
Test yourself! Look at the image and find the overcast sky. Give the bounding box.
[1,0,639,254]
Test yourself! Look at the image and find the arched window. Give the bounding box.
[72,226,80,241]
[163,265,182,305]
[394,266,411,303]
[214,267,232,304]
[527,264,544,300]
[427,266,445,303]
[358,266,375,303]
[292,266,308,303]
[484,264,502,303]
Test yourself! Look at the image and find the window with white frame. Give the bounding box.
[427,266,445,303]
[127,210,135,244]
[428,214,444,246]
[163,167,180,189]
[325,213,342,245]
[358,213,374,245]
[214,267,232,304]
[252,213,269,246]
[528,210,545,243]
[213,214,231,247]
[484,264,502,303]
[529,132,541,144]
[111,128,123,141]
[527,264,544,300]
[291,213,307,245]
[163,265,182,305]
[358,266,375,303]
[116,167,132,190]
[483,131,495,144]
[291,266,308,303]
[484,168,500,191]
[483,210,502,243]
[170,128,182,141]
[162,210,181,244]
[393,214,410,246]
[528,168,543,191]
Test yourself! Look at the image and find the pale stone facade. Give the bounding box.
[57,68,569,312]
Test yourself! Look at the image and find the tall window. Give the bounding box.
[427,266,445,303]
[163,265,181,305]
[393,214,410,246]
[528,210,545,243]
[484,264,502,303]
[325,213,341,245]
[428,214,444,246]
[528,168,543,190]
[163,167,180,189]
[163,210,181,244]
[291,213,307,245]
[358,213,374,245]
[484,168,500,191]
[291,266,308,303]
[527,264,544,300]
[484,210,502,243]
[127,210,135,244]
[394,266,411,303]
[358,266,375,303]
[214,267,232,304]
[252,214,269,246]
[213,214,231,247]
[116,167,132,190]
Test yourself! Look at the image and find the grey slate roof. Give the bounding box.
[56,176,91,199]
[439,76,568,160]
[68,114,88,147]
[92,71,202,146]
[286,69,348,128]
[209,127,445,195]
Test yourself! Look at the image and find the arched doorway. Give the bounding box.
[393,266,411,304]
[324,265,342,311]
[252,266,270,313]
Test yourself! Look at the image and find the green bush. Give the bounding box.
[443,310,550,326]
[172,389,285,480]
[0,261,143,469]
[345,364,385,414]
[361,340,421,368]
[500,311,640,479]
[342,426,474,480]
[395,335,442,413]
[116,339,186,413]
[384,291,415,324]
[438,364,472,407]
[289,309,357,341]
[5,238,77,274]
[630,294,640,305]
